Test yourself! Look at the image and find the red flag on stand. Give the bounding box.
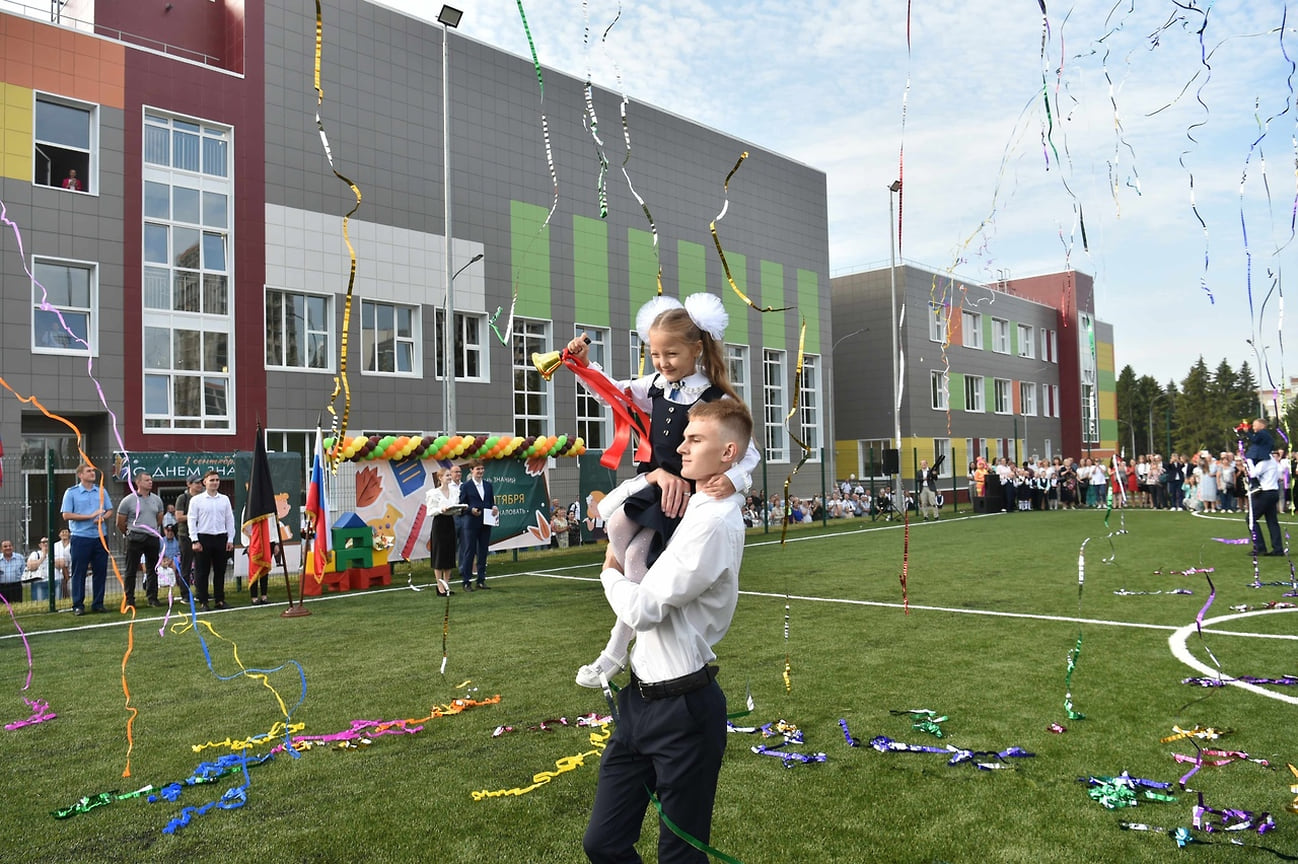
[305,428,331,576]
[242,425,276,585]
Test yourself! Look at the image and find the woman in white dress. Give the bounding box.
[1196,453,1218,512]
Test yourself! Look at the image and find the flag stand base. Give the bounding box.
[280,603,312,618]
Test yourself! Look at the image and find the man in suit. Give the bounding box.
[459,462,497,590]
[916,454,944,521]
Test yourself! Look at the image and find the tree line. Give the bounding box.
[1115,357,1293,458]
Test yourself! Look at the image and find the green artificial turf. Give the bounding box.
[3,508,1297,863]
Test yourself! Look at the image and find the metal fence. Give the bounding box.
[3,452,150,615]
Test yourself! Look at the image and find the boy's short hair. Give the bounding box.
[688,399,753,447]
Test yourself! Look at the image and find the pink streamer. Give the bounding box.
[5,697,56,730]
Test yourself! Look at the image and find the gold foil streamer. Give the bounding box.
[710,151,790,314]
[314,1,361,467]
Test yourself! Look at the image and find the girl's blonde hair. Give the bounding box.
[650,307,739,401]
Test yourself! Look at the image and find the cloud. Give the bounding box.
[371,0,1296,388]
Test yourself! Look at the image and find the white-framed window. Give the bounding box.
[575,325,611,449]
[763,349,788,463]
[965,375,985,412]
[1042,328,1058,363]
[799,354,821,459]
[930,370,948,410]
[928,302,947,343]
[1020,381,1037,416]
[962,310,982,349]
[934,438,952,478]
[34,93,96,193]
[991,318,1009,353]
[1081,383,1098,443]
[1017,323,1035,358]
[726,343,750,408]
[1043,438,1053,460]
[1079,313,1098,443]
[513,318,551,437]
[1045,384,1060,418]
[434,309,487,381]
[265,288,331,371]
[32,257,96,355]
[993,378,1012,414]
[360,299,419,375]
[142,109,234,432]
[628,331,649,379]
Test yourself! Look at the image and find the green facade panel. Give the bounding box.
[721,251,749,344]
[761,260,785,349]
[511,200,551,319]
[573,215,610,326]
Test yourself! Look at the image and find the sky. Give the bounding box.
[379,1,1295,391]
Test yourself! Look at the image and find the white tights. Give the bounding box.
[600,508,656,661]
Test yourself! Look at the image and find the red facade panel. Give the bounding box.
[118,3,264,451]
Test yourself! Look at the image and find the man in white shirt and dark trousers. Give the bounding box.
[188,470,236,610]
[583,398,751,864]
[1248,451,1286,556]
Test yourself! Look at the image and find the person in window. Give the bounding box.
[61,169,82,191]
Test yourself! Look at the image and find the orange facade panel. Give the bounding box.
[0,17,124,108]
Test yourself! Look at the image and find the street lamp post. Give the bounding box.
[1147,392,1172,456]
[888,180,903,492]
[829,328,866,482]
[439,5,463,433]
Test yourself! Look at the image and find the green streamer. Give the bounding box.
[648,790,745,864]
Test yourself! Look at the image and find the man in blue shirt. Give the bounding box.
[60,462,113,615]
[0,540,26,604]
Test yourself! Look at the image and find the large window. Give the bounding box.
[934,438,952,478]
[962,311,982,349]
[928,303,947,343]
[965,375,985,412]
[1041,328,1057,363]
[763,350,788,463]
[1045,384,1060,418]
[628,331,648,379]
[360,300,418,375]
[1020,381,1037,416]
[265,289,330,370]
[991,318,1009,353]
[799,354,821,459]
[513,318,551,437]
[32,258,96,354]
[930,370,948,410]
[726,343,750,408]
[434,309,487,380]
[1017,323,1035,358]
[574,325,610,449]
[34,94,95,193]
[994,378,1012,414]
[1079,313,1098,443]
[142,110,233,431]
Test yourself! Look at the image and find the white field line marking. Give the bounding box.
[1168,607,1298,705]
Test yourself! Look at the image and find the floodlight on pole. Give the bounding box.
[887,179,903,492]
[440,6,463,432]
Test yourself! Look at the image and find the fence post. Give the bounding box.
[47,449,57,612]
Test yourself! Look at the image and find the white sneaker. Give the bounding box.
[576,653,626,689]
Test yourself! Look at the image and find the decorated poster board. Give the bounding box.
[348,456,550,561]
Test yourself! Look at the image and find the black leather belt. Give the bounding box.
[632,665,717,701]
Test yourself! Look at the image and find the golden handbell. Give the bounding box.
[531,350,564,381]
